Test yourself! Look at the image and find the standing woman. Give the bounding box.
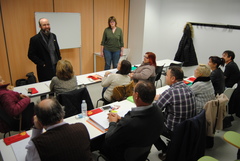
[101,16,124,70]
[208,56,225,95]
[129,52,156,82]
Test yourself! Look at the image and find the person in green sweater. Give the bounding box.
[100,16,124,70]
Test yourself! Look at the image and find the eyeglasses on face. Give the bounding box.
[144,56,149,59]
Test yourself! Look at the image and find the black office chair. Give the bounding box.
[155,65,164,87]
[166,110,206,161]
[0,102,34,138]
[162,62,183,76]
[169,62,183,67]
[96,97,111,108]
[96,145,151,161]
[57,87,94,118]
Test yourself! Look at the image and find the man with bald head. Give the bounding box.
[25,98,93,161]
[28,18,61,82]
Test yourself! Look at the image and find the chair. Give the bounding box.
[223,83,238,124]
[198,156,218,161]
[124,146,151,161]
[203,93,229,148]
[155,65,164,87]
[97,145,151,161]
[57,87,94,118]
[0,102,34,138]
[169,62,183,67]
[224,83,238,111]
[96,97,111,108]
[224,131,240,148]
[223,131,240,160]
[166,110,206,161]
[162,62,183,76]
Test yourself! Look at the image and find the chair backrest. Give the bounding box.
[223,88,235,100]
[57,87,94,118]
[0,102,34,135]
[169,62,183,67]
[203,93,229,137]
[224,83,237,100]
[166,110,206,161]
[124,145,151,161]
[155,65,164,81]
[111,81,135,101]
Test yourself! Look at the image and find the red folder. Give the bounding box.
[3,131,30,145]
[87,75,102,81]
[28,88,38,94]
[87,108,103,116]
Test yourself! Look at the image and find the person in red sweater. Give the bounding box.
[0,75,34,134]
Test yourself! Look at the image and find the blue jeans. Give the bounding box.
[103,49,121,70]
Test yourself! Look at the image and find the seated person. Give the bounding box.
[191,64,215,114]
[94,80,164,161]
[25,98,93,161]
[154,66,196,160]
[222,50,240,88]
[50,60,77,95]
[208,56,225,95]
[129,52,156,82]
[0,75,34,133]
[101,60,131,102]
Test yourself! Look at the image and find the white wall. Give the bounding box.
[128,0,146,65]
[128,0,240,76]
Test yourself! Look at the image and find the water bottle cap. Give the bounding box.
[82,100,86,103]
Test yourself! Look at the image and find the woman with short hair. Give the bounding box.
[50,60,77,94]
[191,64,215,114]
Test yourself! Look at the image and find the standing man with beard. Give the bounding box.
[28,18,61,82]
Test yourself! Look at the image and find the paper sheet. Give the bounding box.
[11,137,30,161]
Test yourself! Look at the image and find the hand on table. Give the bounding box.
[108,112,121,123]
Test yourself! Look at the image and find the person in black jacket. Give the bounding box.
[94,80,164,161]
[208,56,225,95]
[28,18,61,82]
[222,50,240,88]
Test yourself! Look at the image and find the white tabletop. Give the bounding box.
[156,59,182,67]
[0,99,136,161]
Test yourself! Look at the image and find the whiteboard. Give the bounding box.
[35,12,81,49]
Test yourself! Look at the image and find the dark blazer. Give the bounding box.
[102,103,164,161]
[28,32,61,82]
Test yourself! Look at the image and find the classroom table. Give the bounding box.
[0,99,136,161]
[13,59,180,99]
[0,82,171,161]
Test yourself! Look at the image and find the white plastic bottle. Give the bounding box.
[81,100,87,118]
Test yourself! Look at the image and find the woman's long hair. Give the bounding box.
[146,52,156,67]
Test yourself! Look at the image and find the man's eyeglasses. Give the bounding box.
[144,56,149,59]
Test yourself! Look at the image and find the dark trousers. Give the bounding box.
[154,125,173,153]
